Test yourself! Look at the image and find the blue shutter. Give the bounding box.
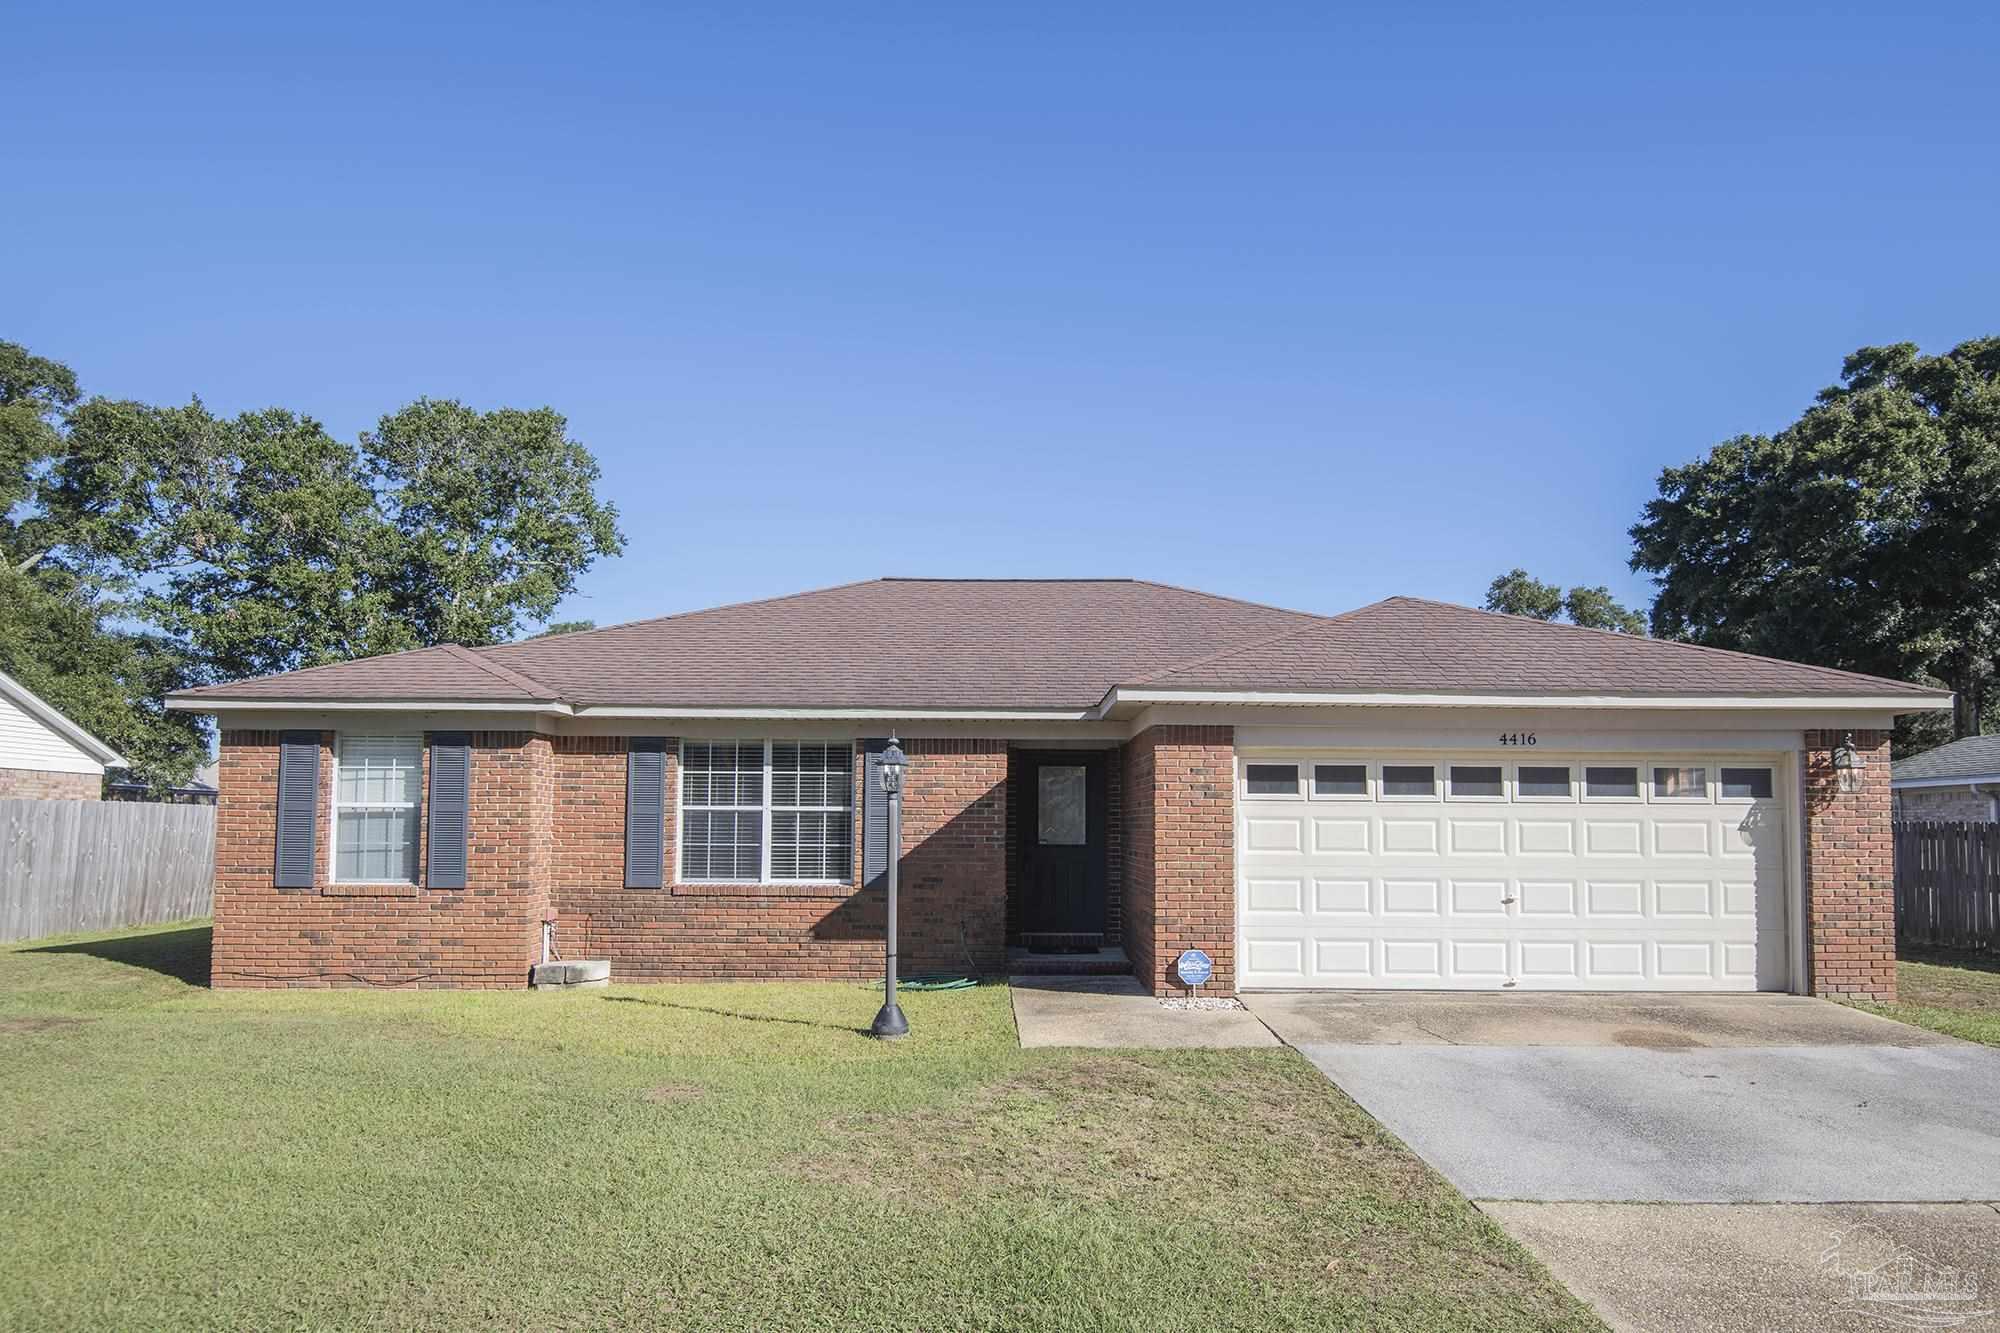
[273,731,320,888]
[427,733,471,890]
[626,737,667,889]
[861,738,889,892]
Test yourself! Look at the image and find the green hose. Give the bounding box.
[884,974,978,991]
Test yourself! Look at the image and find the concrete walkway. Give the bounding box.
[1244,991,2000,1332]
[1010,976,1279,1049]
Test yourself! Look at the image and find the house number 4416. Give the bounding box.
[1498,732,1537,746]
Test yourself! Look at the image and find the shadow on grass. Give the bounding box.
[601,994,868,1034]
[25,924,212,987]
[1901,946,2000,975]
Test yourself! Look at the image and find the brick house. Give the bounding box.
[0,668,125,800]
[1891,734,2000,822]
[167,579,1948,1001]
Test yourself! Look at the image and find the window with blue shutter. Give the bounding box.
[626,737,667,889]
[274,731,320,889]
[425,734,470,890]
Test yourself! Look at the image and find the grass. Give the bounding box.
[1850,951,2000,1047]
[0,922,1602,1333]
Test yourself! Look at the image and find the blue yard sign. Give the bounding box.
[1176,949,1214,988]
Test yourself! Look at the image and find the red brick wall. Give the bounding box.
[0,768,100,800]
[212,729,550,989]
[1124,725,1235,996]
[1802,729,1895,1002]
[552,736,1008,981]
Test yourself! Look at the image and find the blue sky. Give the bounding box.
[7,2,1996,630]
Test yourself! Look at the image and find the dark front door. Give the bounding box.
[1017,750,1108,948]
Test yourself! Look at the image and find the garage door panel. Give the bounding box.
[1651,820,1711,856]
[1449,819,1506,855]
[1517,879,1578,917]
[1449,939,1510,979]
[1450,878,1508,915]
[1238,749,1790,993]
[1584,820,1644,856]
[1516,820,1576,855]
[1244,816,1303,853]
[1380,819,1439,853]
[1312,817,1370,854]
[1245,877,1305,914]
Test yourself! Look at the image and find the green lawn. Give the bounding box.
[1852,953,2000,1047]
[0,922,1601,1333]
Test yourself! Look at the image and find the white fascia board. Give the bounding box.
[1098,687,1952,713]
[1891,774,2000,791]
[166,698,574,715]
[571,706,1093,721]
[0,668,127,767]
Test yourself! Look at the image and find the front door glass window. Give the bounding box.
[1038,765,1087,845]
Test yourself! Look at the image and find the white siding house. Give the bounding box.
[0,669,126,800]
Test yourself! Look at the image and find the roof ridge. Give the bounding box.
[443,644,559,698]
[1124,577,1341,625]
[1383,596,1939,694]
[492,578,890,650]
[1122,598,1387,686]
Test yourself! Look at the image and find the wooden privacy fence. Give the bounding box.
[0,799,216,943]
[1894,820,2000,952]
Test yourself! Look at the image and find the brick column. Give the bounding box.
[1125,725,1235,996]
[1802,729,1895,1002]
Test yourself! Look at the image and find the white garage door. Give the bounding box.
[1235,752,1791,991]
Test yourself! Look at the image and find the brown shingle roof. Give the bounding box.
[170,579,1943,710]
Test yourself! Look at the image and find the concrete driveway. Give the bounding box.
[1245,992,2000,1333]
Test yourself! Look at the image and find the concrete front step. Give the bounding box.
[531,958,611,989]
[1008,945,1131,977]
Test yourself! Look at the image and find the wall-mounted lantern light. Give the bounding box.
[1832,731,1861,793]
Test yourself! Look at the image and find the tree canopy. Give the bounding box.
[1,339,625,789]
[1483,568,1647,634]
[1631,337,2000,741]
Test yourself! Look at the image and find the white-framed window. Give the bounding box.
[1310,762,1370,800]
[1447,764,1505,800]
[1380,763,1438,799]
[1582,765,1643,801]
[1243,762,1303,799]
[1653,765,1710,800]
[1515,763,1575,800]
[1719,766,1775,800]
[332,735,423,884]
[679,740,854,883]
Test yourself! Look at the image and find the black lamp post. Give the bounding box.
[869,736,910,1039]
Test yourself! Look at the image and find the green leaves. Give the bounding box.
[3,340,627,790]
[1632,337,2000,743]
[1483,568,1645,634]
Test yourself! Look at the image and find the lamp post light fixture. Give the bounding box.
[869,736,910,1040]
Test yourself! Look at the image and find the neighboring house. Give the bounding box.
[106,761,220,806]
[0,669,126,800]
[1891,735,2000,822]
[167,579,1951,1001]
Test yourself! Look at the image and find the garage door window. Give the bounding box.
[1654,766,1709,800]
[1517,765,1573,799]
[1720,767,1774,799]
[1245,763,1301,798]
[1584,766,1641,800]
[1448,765,1504,798]
[1381,764,1437,798]
[1312,764,1368,798]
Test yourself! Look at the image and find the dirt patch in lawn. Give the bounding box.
[642,1082,704,1104]
[0,1016,88,1036]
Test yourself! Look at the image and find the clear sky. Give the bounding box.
[8,2,1996,630]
